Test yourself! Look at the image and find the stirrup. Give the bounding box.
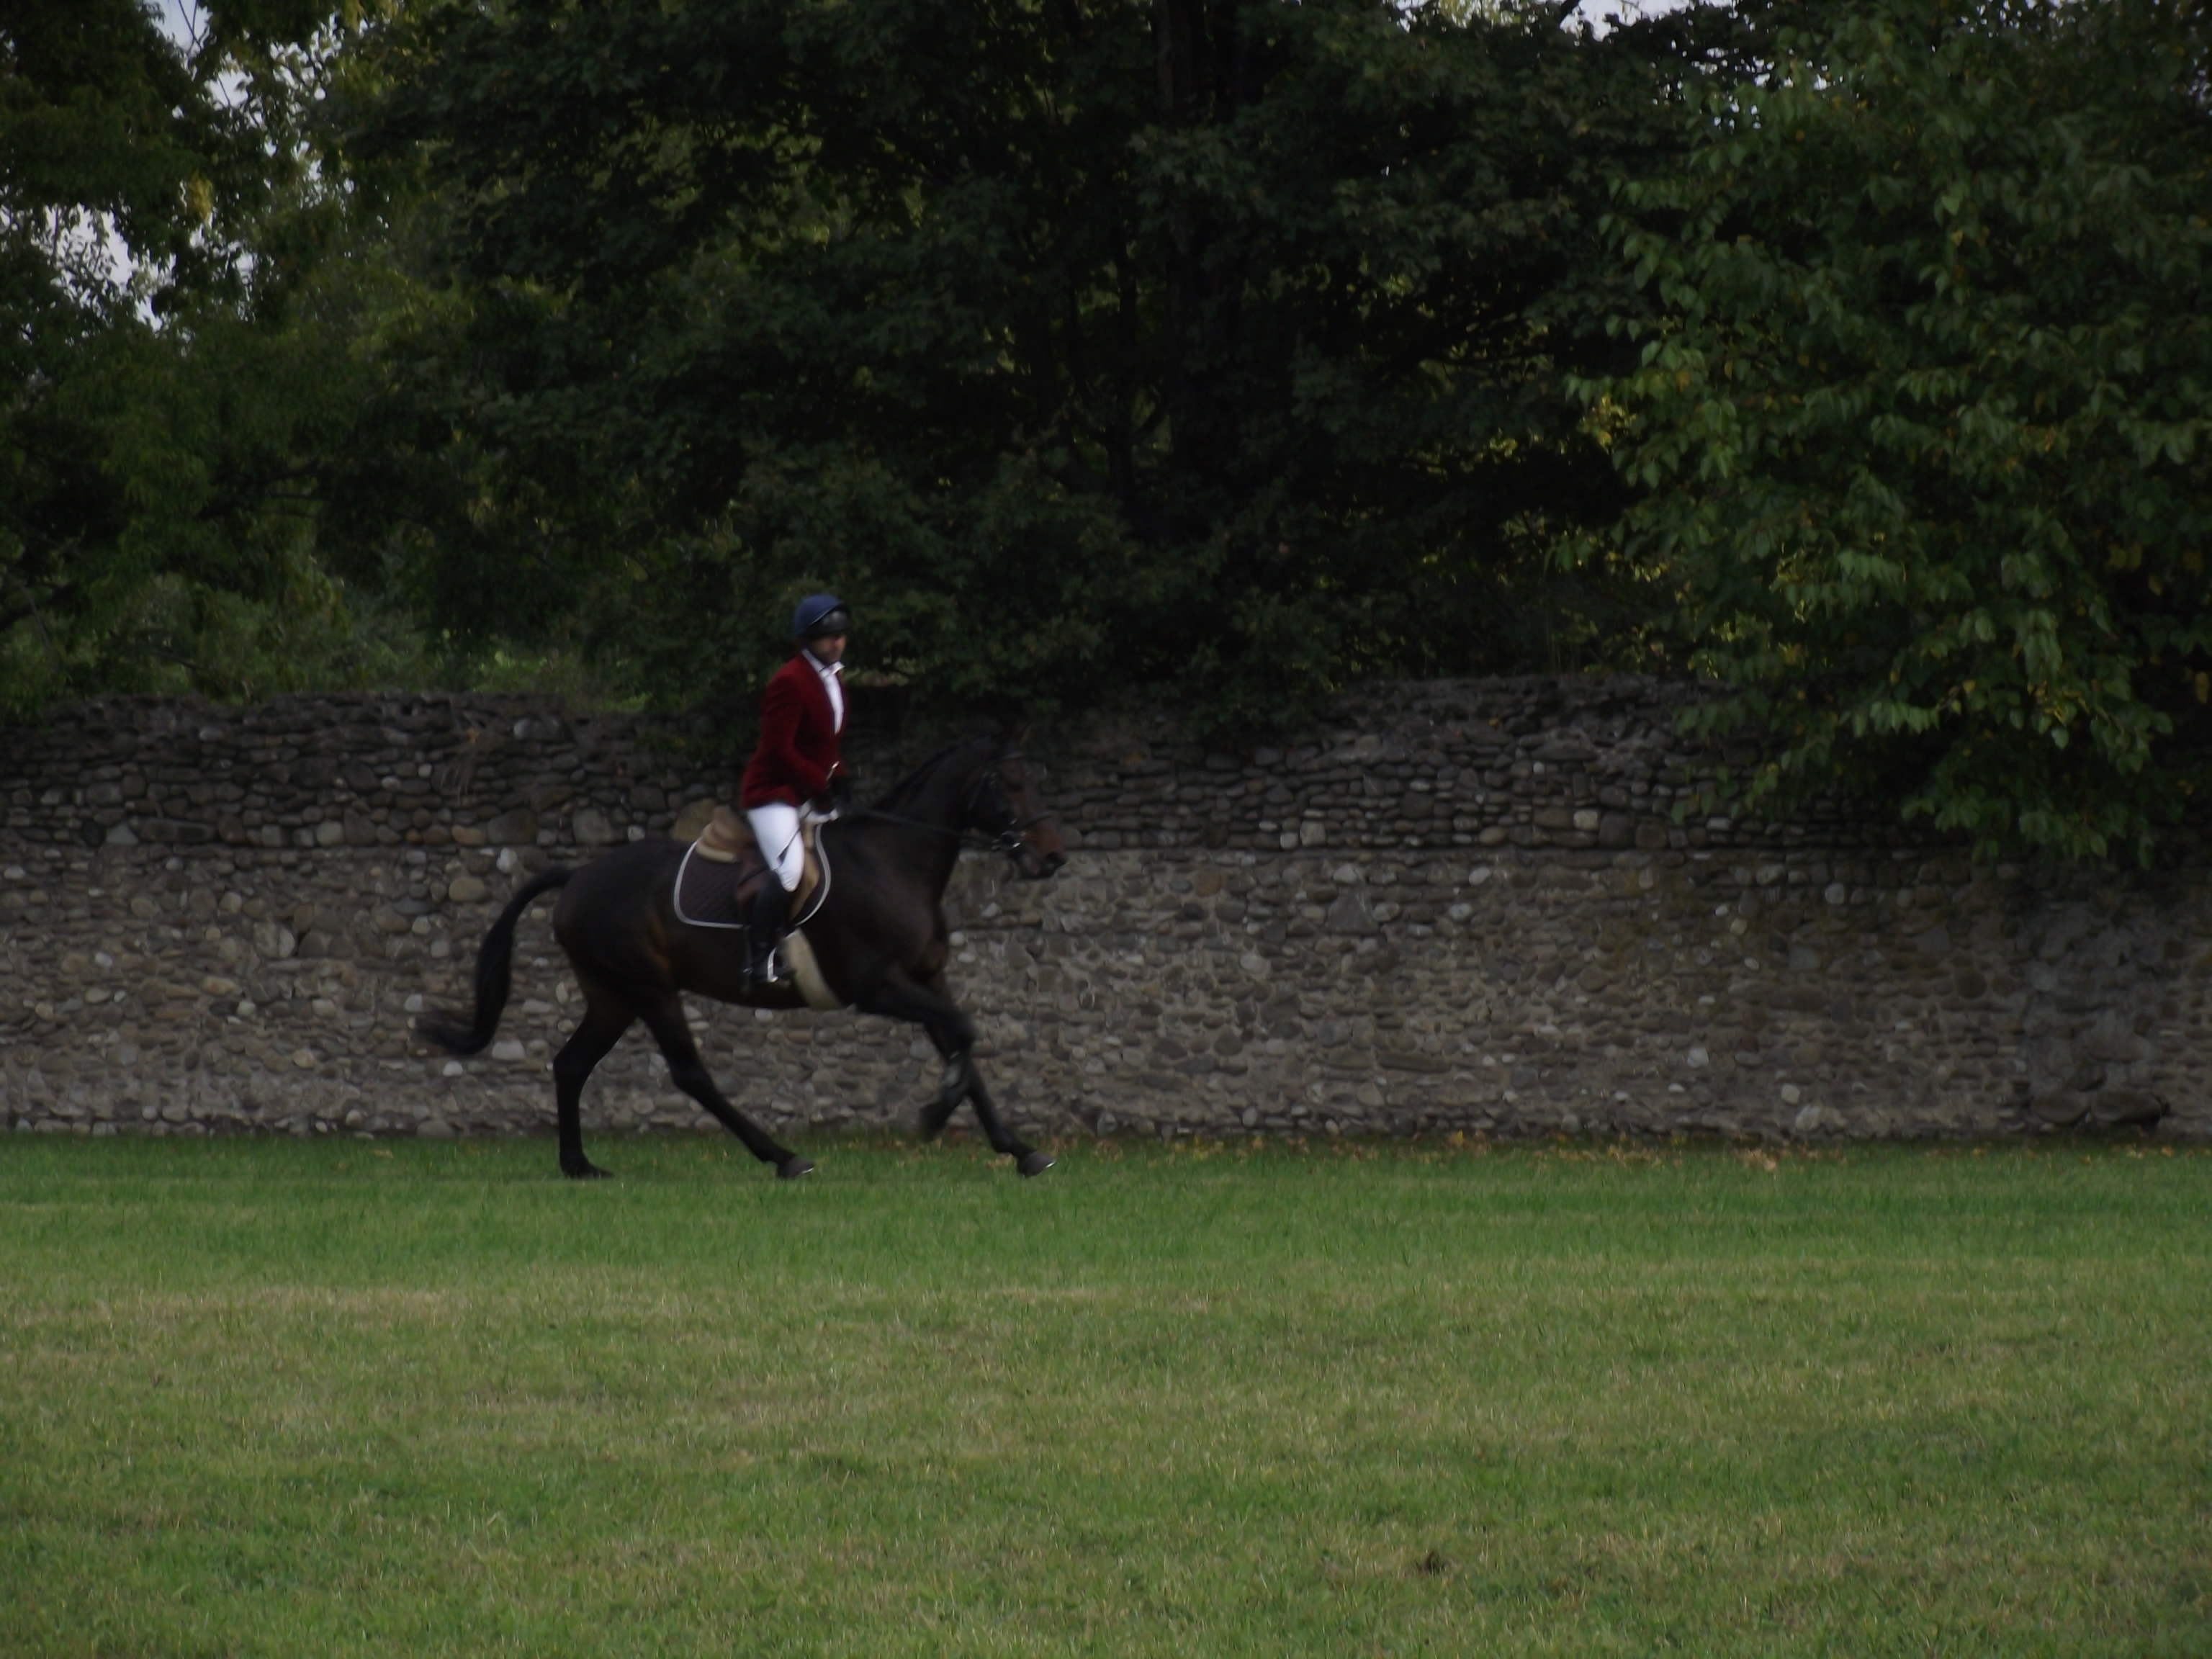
[748,938,791,989]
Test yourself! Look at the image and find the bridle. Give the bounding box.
[850,752,1060,861]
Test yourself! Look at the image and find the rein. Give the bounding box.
[848,757,1058,859]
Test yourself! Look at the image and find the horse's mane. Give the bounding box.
[869,735,997,815]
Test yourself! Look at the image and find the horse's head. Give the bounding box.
[966,732,1066,880]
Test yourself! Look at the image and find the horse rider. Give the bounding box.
[737,593,850,984]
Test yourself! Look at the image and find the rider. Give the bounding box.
[738,593,850,985]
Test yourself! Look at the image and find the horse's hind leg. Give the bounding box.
[635,990,813,1180]
[553,994,633,1180]
[920,1023,970,1140]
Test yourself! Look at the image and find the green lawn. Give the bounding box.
[1,1133,2206,1657]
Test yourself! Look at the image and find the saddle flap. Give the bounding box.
[679,809,825,924]
[794,830,822,912]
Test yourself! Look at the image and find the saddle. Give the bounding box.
[675,806,824,930]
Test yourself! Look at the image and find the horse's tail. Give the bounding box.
[417,867,575,1055]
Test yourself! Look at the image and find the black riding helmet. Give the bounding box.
[792,593,851,639]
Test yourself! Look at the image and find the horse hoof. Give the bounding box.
[917,1118,945,1143]
[776,1156,815,1181]
[562,1160,613,1182]
[1016,1151,1056,1179]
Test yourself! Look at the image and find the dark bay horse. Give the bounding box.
[421,736,1067,1179]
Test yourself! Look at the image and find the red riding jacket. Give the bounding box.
[739,651,844,809]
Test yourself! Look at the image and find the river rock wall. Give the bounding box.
[1,679,2202,1144]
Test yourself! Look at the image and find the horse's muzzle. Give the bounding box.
[1015,845,1066,879]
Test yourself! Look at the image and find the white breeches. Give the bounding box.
[746,802,808,891]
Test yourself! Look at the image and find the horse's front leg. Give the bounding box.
[963,1064,1055,1178]
[859,973,1051,1176]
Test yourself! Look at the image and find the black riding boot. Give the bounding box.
[747,878,794,986]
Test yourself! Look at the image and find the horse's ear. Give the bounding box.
[986,707,1030,750]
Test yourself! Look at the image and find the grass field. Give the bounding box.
[1,1132,2206,1657]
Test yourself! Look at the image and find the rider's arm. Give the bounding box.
[755,670,834,800]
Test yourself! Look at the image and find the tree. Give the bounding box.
[351,0,1692,728]
[0,0,394,712]
[1586,0,2212,859]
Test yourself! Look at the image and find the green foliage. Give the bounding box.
[0,0,433,714]
[1586,0,2212,860]
[24,0,2208,865]
[349,0,1681,729]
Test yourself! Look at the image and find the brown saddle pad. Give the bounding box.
[675,806,822,929]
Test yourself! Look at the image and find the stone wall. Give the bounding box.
[2,679,2203,1144]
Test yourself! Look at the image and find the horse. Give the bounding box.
[418,734,1068,1179]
